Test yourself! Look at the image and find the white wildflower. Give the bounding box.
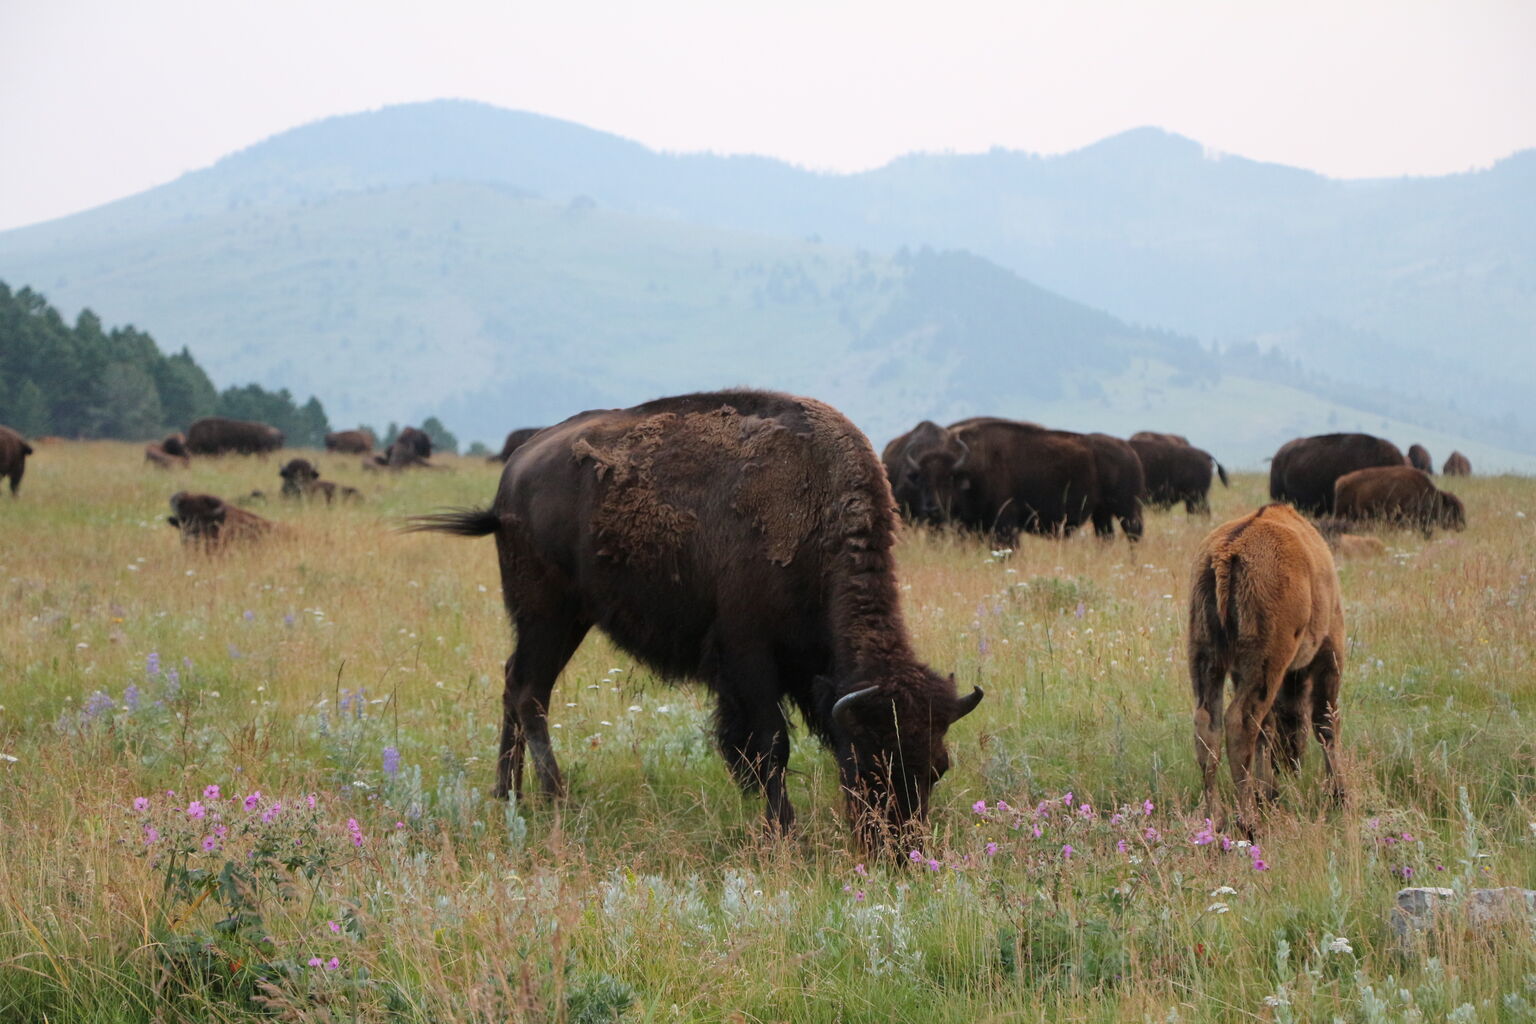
[1210,885,1237,897]
[1206,902,1230,914]
[1326,936,1354,955]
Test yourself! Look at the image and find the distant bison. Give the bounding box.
[325,429,375,455]
[1188,504,1345,836]
[488,427,543,463]
[0,424,33,497]
[410,390,982,845]
[166,491,276,550]
[1443,451,1472,476]
[1130,430,1192,447]
[1080,432,1144,541]
[145,432,191,469]
[186,417,284,456]
[1269,433,1405,515]
[1333,466,1465,535]
[1130,437,1229,515]
[374,426,436,469]
[886,418,1100,541]
[1406,444,1433,474]
[1309,516,1388,559]
[279,459,361,505]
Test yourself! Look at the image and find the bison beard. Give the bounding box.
[1187,504,1346,837]
[410,390,982,847]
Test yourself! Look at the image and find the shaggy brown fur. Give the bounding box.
[186,417,284,456]
[1334,466,1465,535]
[1406,444,1434,474]
[0,425,33,496]
[166,491,277,550]
[1187,504,1345,836]
[409,390,982,846]
[1442,451,1472,476]
[325,429,375,455]
[1269,432,1405,515]
[489,427,543,463]
[279,459,361,504]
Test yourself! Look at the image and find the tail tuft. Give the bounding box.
[1214,459,1229,488]
[401,507,500,537]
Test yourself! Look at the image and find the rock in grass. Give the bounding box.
[1393,886,1536,945]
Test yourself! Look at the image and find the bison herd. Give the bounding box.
[0,396,1493,847]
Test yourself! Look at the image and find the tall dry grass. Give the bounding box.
[1,442,1533,1022]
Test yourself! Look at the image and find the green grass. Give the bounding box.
[2,443,1534,1022]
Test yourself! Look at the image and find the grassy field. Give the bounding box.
[2,442,1533,1023]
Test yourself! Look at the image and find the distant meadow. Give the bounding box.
[2,442,1534,1022]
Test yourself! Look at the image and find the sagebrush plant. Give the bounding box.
[1,442,1533,1022]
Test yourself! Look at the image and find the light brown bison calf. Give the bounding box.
[1334,465,1465,536]
[279,459,361,504]
[166,491,276,550]
[1442,451,1472,476]
[1188,504,1345,836]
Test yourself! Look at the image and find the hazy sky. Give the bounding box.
[3,0,1533,231]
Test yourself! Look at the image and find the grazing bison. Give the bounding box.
[1080,433,1145,541]
[410,390,983,845]
[1130,437,1229,515]
[1188,504,1345,836]
[1443,451,1472,476]
[325,429,375,455]
[186,417,284,456]
[489,427,543,463]
[279,459,361,505]
[1333,466,1465,535]
[1130,430,1192,447]
[888,418,1100,541]
[0,425,33,497]
[1406,444,1433,474]
[1269,433,1405,515]
[166,491,276,550]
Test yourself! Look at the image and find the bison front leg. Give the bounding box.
[713,657,796,835]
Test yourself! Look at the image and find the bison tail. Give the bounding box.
[402,507,501,537]
[1214,460,1229,488]
[1212,552,1241,641]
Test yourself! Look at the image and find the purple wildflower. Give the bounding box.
[382,746,400,777]
[132,796,150,813]
[244,791,262,811]
[83,690,115,719]
[972,799,988,815]
[308,957,323,968]
[347,818,364,848]
[328,920,341,934]
[854,863,868,876]
[261,801,283,824]
[985,842,999,856]
[201,836,218,851]
[1252,858,1270,871]
[1144,827,1161,843]
[186,801,205,819]
[1116,839,1128,853]
[1142,799,1154,815]
[242,610,254,622]
[204,784,221,800]
[1400,866,1415,879]
[123,684,140,711]
[146,652,160,677]
[908,849,923,863]
[1191,819,1216,846]
[143,825,160,845]
[1061,844,1074,860]
[926,858,941,871]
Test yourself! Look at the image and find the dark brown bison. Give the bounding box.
[1130,437,1229,515]
[1333,466,1465,535]
[488,427,544,463]
[374,426,436,469]
[1188,504,1345,836]
[1080,432,1145,541]
[186,417,284,456]
[885,418,1100,541]
[166,491,277,550]
[1406,444,1433,474]
[0,425,33,497]
[1269,433,1405,515]
[145,432,191,469]
[1443,451,1472,476]
[279,459,361,505]
[325,429,375,455]
[1131,430,1192,447]
[410,390,983,845]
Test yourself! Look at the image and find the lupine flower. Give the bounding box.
[382,747,401,777]
[146,652,160,677]
[123,685,140,711]
[83,691,115,719]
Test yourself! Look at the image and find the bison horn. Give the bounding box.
[904,451,919,471]
[952,438,970,471]
[832,685,882,730]
[953,686,984,721]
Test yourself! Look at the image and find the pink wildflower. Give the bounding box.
[328,920,341,933]
[927,858,941,871]
[203,784,221,801]
[1191,819,1216,846]
[186,800,206,819]
[908,849,923,862]
[1061,844,1074,859]
[325,957,339,971]
[1142,799,1154,815]
[346,818,364,847]
[308,957,323,968]
[132,796,150,813]
[972,800,988,815]
[244,791,262,811]
[854,863,868,876]
[201,836,217,851]
[1116,839,1128,853]
[985,842,999,856]
[143,825,160,845]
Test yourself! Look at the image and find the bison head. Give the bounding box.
[828,672,983,848]
[1438,491,1467,531]
[893,423,971,525]
[167,491,227,544]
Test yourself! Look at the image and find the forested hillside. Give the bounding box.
[0,283,331,444]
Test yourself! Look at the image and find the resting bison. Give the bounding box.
[1406,444,1433,474]
[1188,504,1345,836]
[279,459,361,505]
[145,432,191,469]
[1269,433,1405,515]
[1309,517,1388,559]
[374,426,437,469]
[1130,430,1192,447]
[410,390,982,845]
[488,427,544,463]
[186,417,284,456]
[1130,437,1229,515]
[1333,466,1465,535]
[885,418,1100,541]
[166,491,276,550]
[325,429,375,455]
[0,425,33,497]
[1443,451,1472,476]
